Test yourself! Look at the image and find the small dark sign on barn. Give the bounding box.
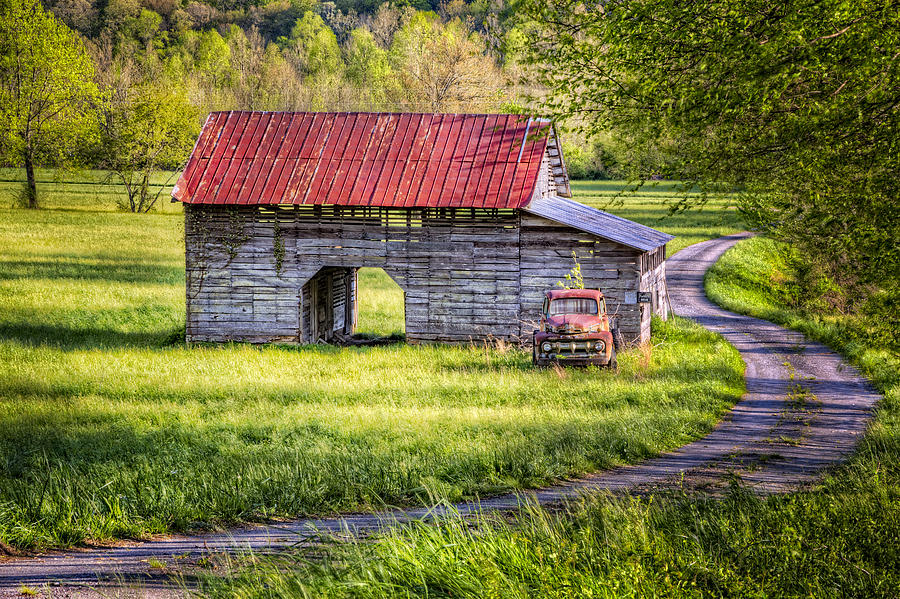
[172,112,673,346]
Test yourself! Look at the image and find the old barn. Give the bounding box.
[172,112,673,345]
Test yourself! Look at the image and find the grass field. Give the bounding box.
[200,238,900,598]
[571,180,745,255]
[0,168,180,214]
[0,171,746,551]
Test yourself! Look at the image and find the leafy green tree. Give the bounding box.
[122,8,165,52]
[102,0,140,32]
[0,0,100,208]
[525,0,900,305]
[227,25,303,109]
[283,11,343,78]
[100,61,200,212]
[390,12,504,111]
[345,27,395,105]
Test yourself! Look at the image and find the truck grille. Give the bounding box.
[548,340,596,355]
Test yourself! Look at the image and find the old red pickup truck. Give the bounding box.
[533,288,620,369]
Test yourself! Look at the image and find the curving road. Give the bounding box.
[0,233,881,596]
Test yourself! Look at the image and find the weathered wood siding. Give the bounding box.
[638,245,669,340]
[185,205,302,343]
[518,213,645,343]
[185,204,665,345]
[186,204,521,344]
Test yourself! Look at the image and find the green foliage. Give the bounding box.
[0,0,100,208]
[99,72,200,212]
[284,10,344,77]
[344,27,395,105]
[272,220,286,276]
[389,11,505,111]
[0,177,745,551]
[556,250,586,289]
[525,0,900,307]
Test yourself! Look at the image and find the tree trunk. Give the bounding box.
[24,145,38,209]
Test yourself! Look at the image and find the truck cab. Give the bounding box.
[533,288,618,369]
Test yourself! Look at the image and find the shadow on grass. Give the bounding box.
[0,259,184,285]
[0,323,179,350]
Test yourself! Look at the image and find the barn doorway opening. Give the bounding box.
[301,266,404,344]
[355,267,405,341]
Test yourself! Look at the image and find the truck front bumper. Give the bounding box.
[533,332,614,367]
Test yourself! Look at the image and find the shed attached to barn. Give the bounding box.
[173,111,673,345]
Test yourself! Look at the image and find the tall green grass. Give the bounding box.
[0,176,746,551]
[200,237,900,599]
[200,485,900,598]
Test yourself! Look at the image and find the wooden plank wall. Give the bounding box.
[639,245,669,341]
[185,205,657,345]
[519,213,645,343]
[186,204,522,343]
[185,205,302,343]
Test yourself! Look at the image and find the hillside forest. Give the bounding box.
[9,0,618,188]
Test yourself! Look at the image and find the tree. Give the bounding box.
[100,58,200,212]
[345,27,395,106]
[226,25,304,110]
[525,0,900,307]
[283,11,344,78]
[0,0,100,208]
[390,12,504,112]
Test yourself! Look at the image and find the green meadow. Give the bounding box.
[0,171,745,551]
[201,239,900,599]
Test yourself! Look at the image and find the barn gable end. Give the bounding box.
[176,112,673,346]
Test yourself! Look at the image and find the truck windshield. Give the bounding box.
[548,298,599,315]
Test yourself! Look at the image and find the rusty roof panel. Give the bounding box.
[174,112,555,209]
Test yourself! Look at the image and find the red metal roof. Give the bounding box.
[172,112,553,209]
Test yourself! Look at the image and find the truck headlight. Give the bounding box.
[541,342,552,352]
[594,341,605,352]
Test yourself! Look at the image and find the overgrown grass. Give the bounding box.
[0,177,745,551]
[200,484,900,598]
[572,180,745,255]
[200,237,900,599]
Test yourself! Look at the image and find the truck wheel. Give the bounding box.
[609,349,618,372]
[611,328,624,352]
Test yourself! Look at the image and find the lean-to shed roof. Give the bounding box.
[524,195,673,252]
[172,112,559,209]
